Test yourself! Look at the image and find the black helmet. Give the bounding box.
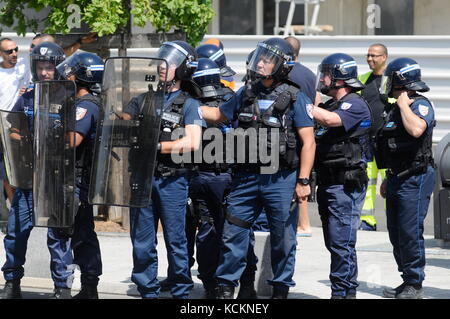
[380,57,429,97]
[192,58,222,98]
[316,53,364,95]
[247,37,295,81]
[157,41,197,82]
[195,44,236,77]
[30,42,65,81]
[56,52,104,93]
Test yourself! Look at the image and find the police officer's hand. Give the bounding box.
[295,184,310,203]
[396,91,414,108]
[380,179,387,199]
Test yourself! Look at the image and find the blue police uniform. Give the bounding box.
[187,87,258,295]
[254,62,316,233]
[315,94,371,298]
[129,90,203,299]
[215,84,314,291]
[69,95,103,287]
[380,97,435,286]
[2,91,102,289]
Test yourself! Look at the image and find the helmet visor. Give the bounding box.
[56,54,82,80]
[157,42,188,68]
[247,43,284,77]
[315,64,333,92]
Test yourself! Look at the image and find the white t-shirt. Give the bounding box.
[0,58,31,111]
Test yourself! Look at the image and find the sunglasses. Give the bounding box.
[1,47,18,55]
[366,54,384,58]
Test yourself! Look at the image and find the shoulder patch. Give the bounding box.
[418,104,429,117]
[76,107,88,121]
[306,104,314,119]
[340,102,352,110]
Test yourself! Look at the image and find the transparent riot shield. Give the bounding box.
[0,111,33,190]
[88,57,166,207]
[33,80,77,227]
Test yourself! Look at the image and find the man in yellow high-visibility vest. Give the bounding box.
[358,43,389,231]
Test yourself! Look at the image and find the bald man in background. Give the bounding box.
[284,36,320,237]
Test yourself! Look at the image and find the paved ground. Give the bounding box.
[0,225,449,299]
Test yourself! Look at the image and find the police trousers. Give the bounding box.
[317,183,367,297]
[129,174,193,299]
[215,169,298,288]
[386,166,435,285]
[188,171,258,290]
[2,188,102,287]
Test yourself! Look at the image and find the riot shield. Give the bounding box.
[33,80,77,228]
[0,111,33,189]
[88,57,166,207]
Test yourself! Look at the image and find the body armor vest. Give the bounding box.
[157,91,193,171]
[235,80,301,172]
[315,92,371,187]
[197,86,234,172]
[375,94,435,177]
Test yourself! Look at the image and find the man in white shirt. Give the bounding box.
[0,38,30,111]
[0,38,31,212]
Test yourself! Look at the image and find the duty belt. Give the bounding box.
[387,160,434,179]
[155,164,195,177]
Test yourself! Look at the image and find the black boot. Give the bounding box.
[237,284,257,299]
[382,282,407,298]
[271,286,288,299]
[50,287,72,299]
[2,279,22,299]
[159,279,173,292]
[204,287,218,299]
[396,285,423,299]
[72,285,98,299]
[217,286,234,299]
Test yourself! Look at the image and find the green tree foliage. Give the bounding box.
[0,0,215,46]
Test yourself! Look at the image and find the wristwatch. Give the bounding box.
[297,178,310,185]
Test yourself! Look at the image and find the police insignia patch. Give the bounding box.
[418,104,429,116]
[341,102,352,110]
[306,104,314,119]
[40,47,48,55]
[76,107,88,121]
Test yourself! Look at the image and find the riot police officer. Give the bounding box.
[55,51,105,299]
[313,53,371,299]
[0,42,74,299]
[200,37,315,299]
[376,58,435,299]
[183,58,258,299]
[123,41,203,299]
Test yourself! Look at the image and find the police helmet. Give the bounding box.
[192,58,221,87]
[56,52,104,93]
[30,42,65,81]
[195,44,236,77]
[316,53,364,94]
[157,41,197,82]
[380,57,429,97]
[247,37,295,81]
[203,38,224,50]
